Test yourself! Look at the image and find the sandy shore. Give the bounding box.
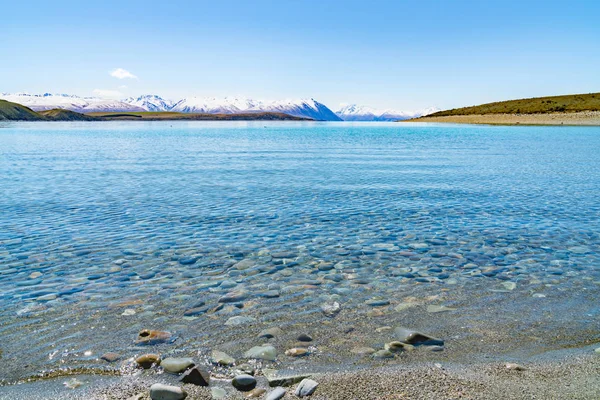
[409,111,600,125]
[1,350,599,399]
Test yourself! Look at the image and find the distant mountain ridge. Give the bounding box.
[0,93,145,113]
[0,93,438,121]
[336,104,440,121]
[0,93,342,121]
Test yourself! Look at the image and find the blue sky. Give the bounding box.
[3,0,600,111]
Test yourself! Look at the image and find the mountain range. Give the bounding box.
[0,93,438,121]
[335,104,440,121]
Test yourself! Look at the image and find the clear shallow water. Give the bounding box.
[1,121,599,383]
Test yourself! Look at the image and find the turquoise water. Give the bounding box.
[1,121,599,383]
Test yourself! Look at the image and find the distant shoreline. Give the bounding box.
[406,111,600,126]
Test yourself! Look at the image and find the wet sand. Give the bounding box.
[2,351,598,399]
[409,111,600,125]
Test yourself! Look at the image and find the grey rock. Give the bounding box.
[225,316,256,326]
[394,327,444,346]
[294,379,319,397]
[244,345,277,361]
[321,302,341,317]
[259,327,284,339]
[219,290,248,303]
[297,334,313,342]
[179,367,210,386]
[266,387,287,400]
[373,349,394,359]
[161,357,195,373]
[212,350,235,366]
[149,383,187,400]
[263,369,311,387]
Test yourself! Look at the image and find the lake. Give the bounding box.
[1,121,599,388]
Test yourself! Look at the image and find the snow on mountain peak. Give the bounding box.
[336,104,440,121]
[0,91,436,121]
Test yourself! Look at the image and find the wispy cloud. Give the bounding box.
[93,89,124,98]
[110,68,138,79]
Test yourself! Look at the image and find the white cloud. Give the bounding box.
[118,85,128,89]
[93,89,124,98]
[110,68,138,79]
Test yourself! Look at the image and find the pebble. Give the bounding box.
[232,374,257,391]
[365,299,390,307]
[100,352,120,362]
[136,329,173,345]
[136,354,161,369]
[263,369,312,387]
[373,349,394,359]
[285,347,309,357]
[244,345,277,361]
[212,350,235,366]
[180,367,210,386]
[505,363,525,371]
[350,347,376,355]
[501,281,517,291]
[321,302,341,317]
[294,379,319,397]
[219,290,248,303]
[161,357,195,373]
[265,387,287,400]
[426,305,456,313]
[297,333,313,342]
[394,303,418,312]
[247,388,266,398]
[235,363,256,376]
[259,327,284,339]
[150,383,187,400]
[225,316,256,326]
[122,309,136,316]
[394,327,444,346]
[384,341,407,352]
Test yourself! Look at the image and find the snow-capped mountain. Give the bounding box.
[263,99,342,121]
[1,92,436,121]
[0,93,145,113]
[170,97,261,114]
[123,95,174,112]
[171,97,342,121]
[336,104,440,121]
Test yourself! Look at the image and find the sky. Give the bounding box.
[2,0,600,111]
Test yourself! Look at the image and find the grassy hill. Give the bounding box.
[38,109,99,121]
[428,92,600,117]
[0,99,44,121]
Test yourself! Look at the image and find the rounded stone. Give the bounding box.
[285,348,309,357]
[294,379,319,397]
[297,334,313,342]
[244,345,277,361]
[266,387,287,400]
[232,374,257,391]
[149,383,187,400]
[136,354,161,369]
[161,357,195,373]
[247,388,267,397]
[373,349,394,359]
[212,350,235,366]
[100,352,120,362]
